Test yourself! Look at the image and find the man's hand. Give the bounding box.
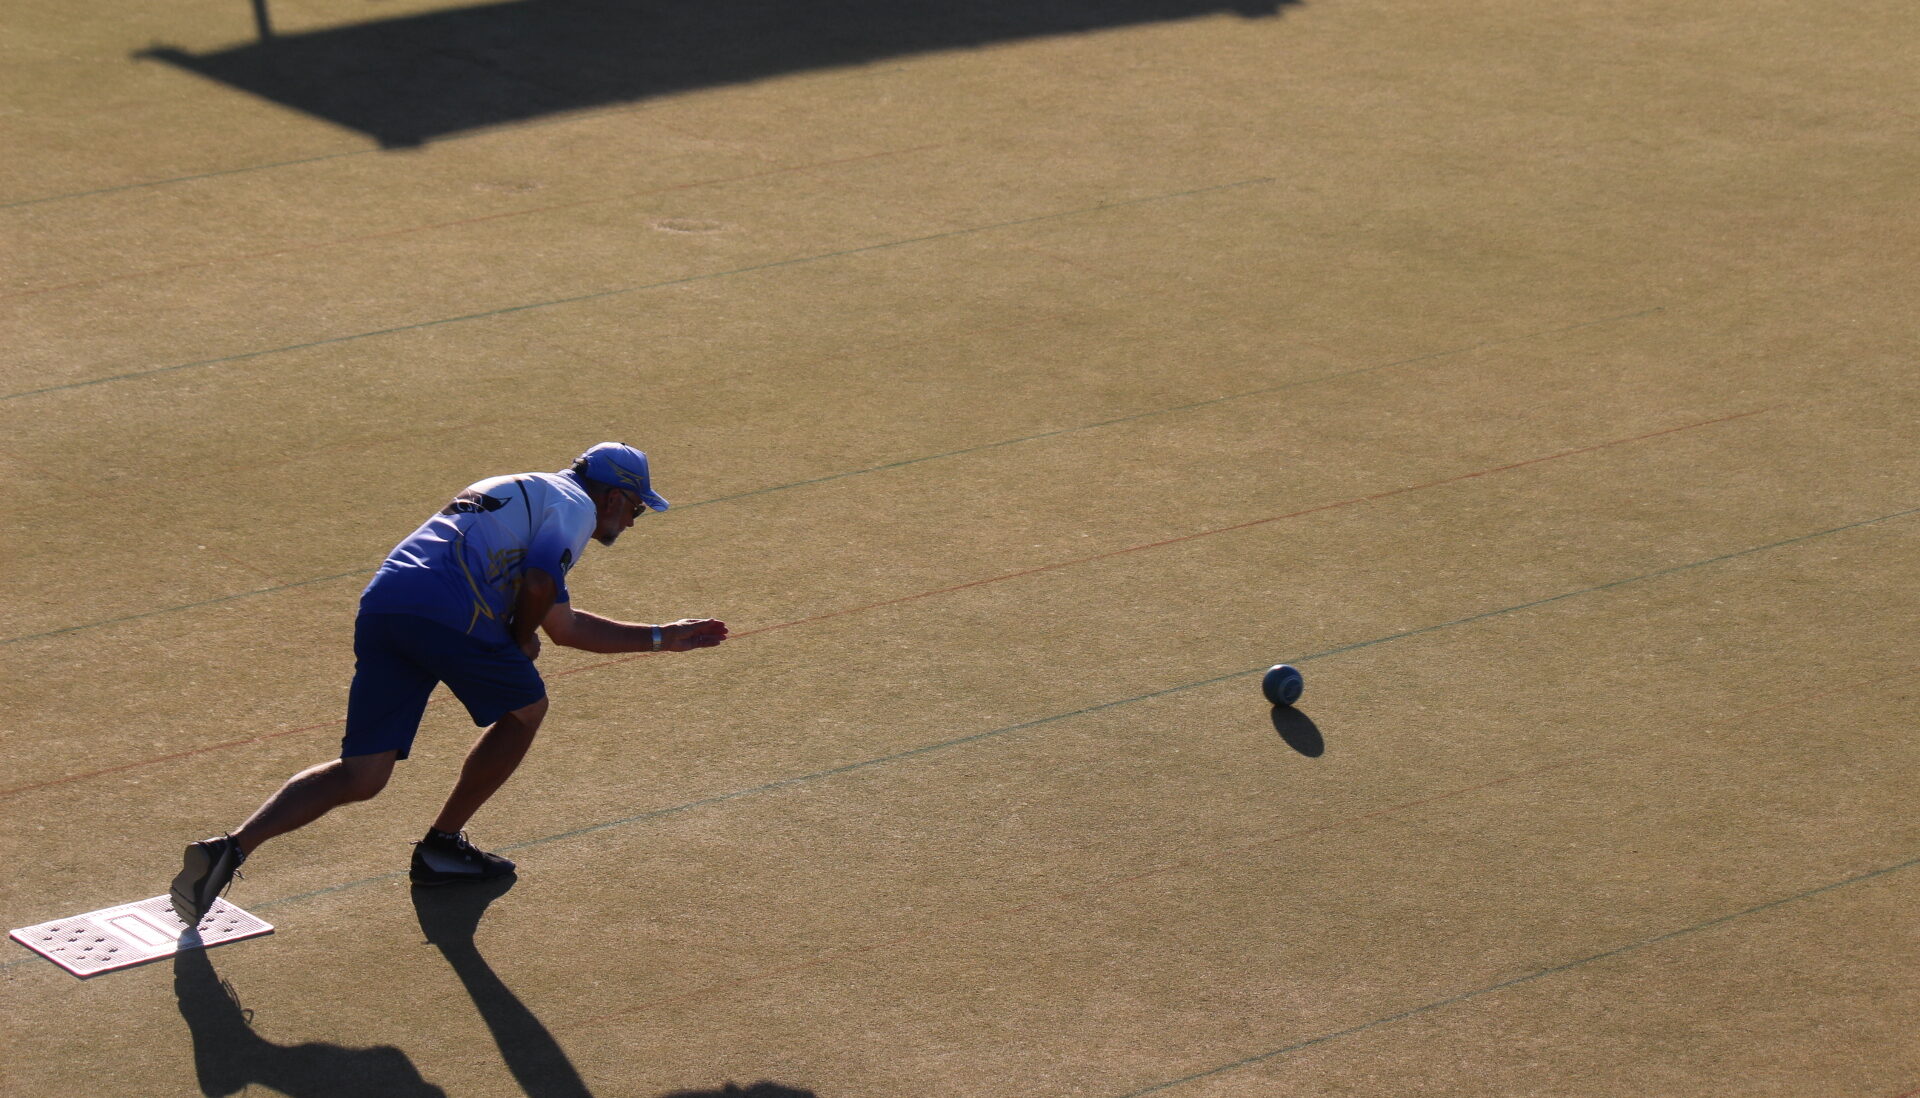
[510,568,558,663]
[663,618,728,651]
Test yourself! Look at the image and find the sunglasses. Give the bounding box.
[613,489,648,520]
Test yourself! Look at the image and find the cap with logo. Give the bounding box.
[573,442,670,512]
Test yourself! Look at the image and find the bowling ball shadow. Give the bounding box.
[1271,706,1324,757]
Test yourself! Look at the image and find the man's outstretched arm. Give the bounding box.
[541,601,728,654]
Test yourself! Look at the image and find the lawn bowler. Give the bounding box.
[171,443,727,922]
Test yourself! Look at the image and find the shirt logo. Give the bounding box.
[442,490,511,515]
[483,548,526,588]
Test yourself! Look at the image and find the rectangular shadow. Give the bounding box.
[141,0,1297,147]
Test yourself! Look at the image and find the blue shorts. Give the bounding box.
[342,613,547,760]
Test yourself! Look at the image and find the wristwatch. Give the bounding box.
[650,625,663,651]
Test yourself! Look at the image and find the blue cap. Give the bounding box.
[573,442,669,511]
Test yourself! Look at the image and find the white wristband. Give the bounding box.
[650,625,663,652]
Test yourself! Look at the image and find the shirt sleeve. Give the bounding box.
[525,493,593,605]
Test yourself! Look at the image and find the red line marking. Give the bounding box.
[0,718,350,798]
[1,146,942,302]
[557,662,1920,1029]
[0,408,1768,800]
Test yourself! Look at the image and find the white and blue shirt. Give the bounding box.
[360,471,596,643]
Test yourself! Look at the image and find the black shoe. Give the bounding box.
[171,835,246,925]
[410,830,516,886]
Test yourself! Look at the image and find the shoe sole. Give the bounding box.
[171,844,212,921]
[409,866,516,887]
[411,843,515,887]
[171,840,236,923]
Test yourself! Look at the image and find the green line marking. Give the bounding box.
[2,177,1273,401]
[1110,853,1920,1096]
[0,150,375,211]
[182,507,1920,913]
[3,505,1914,971]
[694,307,1667,508]
[1,306,1663,646]
[2,56,908,211]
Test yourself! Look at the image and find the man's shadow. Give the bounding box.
[417,880,822,1098]
[173,947,446,1097]
[413,875,597,1098]
[176,879,820,1098]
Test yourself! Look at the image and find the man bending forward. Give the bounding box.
[171,443,727,921]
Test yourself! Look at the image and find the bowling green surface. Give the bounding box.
[3,0,1916,1094]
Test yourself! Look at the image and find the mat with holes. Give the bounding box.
[10,895,273,978]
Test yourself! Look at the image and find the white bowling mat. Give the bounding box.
[10,896,272,977]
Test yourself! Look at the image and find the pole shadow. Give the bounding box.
[140,0,1303,147]
[173,946,447,1097]
[1270,705,1323,757]
[659,1085,819,1097]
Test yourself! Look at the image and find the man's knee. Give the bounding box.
[508,696,548,732]
[337,752,396,801]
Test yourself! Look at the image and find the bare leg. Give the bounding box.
[230,752,396,855]
[431,698,548,834]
